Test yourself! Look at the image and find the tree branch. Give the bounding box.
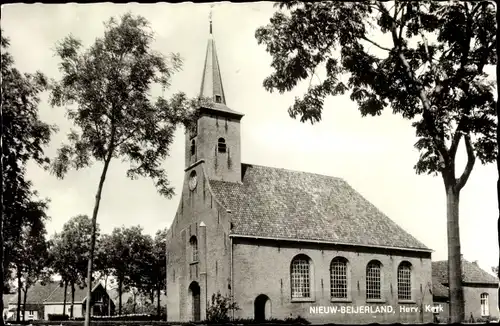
[455,134,475,191]
[361,36,392,52]
[377,1,451,169]
[449,127,463,161]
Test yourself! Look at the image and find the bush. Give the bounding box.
[206,292,240,323]
[47,314,69,321]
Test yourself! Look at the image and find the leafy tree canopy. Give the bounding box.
[49,13,197,197]
[1,31,54,292]
[256,1,497,183]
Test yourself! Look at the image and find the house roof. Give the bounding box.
[3,293,16,307]
[44,283,104,304]
[432,276,450,300]
[209,164,429,251]
[8,282,60,305]
[432,260,499,285]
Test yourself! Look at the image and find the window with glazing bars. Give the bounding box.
[366,262,381,300]
[481,293,489,316]
[190,236,198,262]
[330,258,348,299]
[291,257,310,298]
[397,263,412,300]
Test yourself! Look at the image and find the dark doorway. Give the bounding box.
[189,282,201,322]
[254,294,270,321]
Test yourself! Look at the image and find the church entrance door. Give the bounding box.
[254,294,271,321]
[189,282,201,321]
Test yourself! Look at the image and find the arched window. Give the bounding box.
[218,138,226,153]
[397,262,412,300]
[290,255,311,299]
[366,261,381,300]
[190,236,198,262]
[190,139,196,156]
[330,257,348,299]
[481,293,489,316]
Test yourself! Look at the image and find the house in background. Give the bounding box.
[432,258,499,322]
[6,281,114,321]
[3,293,16,321]
[6,282,60,321]
[43,282,115,319]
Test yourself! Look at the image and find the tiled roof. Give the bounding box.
[432,276,449,300]
[432,260,499,285]
[8,282,60,305]
[3,293,16,306]
[209,164,429,250]
[44,283,102,303]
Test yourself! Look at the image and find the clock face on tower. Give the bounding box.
[188,171,197,191]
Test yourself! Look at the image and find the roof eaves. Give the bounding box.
[229,234,433,253]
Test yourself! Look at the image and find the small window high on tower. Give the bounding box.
[218,138,226,153]
[191,139,196,156]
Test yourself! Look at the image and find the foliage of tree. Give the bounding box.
[1,31,55,325]
[141,228,168,316]
[49,215,98,318]
[105,226,150,315]
[12,218,50,322]
[206,292,240,323]
[48,12,197,326]
[256,1,497,322]
[95,233,114,290]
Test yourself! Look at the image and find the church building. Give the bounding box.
[165,19,434,324]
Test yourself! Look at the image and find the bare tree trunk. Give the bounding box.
[132,290,136,314]
[157,283,161,316]
[70,282,75,318]
[62,281,67,315]
[496,58,500,311]
[84,153,113,326]
[16,267,21,322]
[22,286,28,322]
[0,88,5,326]
[118,278,123,315]
[446,188,464,323]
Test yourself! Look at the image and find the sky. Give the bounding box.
[1,2,498,275]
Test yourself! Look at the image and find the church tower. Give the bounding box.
[185,14,243,183]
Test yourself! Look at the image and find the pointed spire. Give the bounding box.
[199,8,226,105]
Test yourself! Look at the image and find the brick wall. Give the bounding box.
[231,238,433,324]
[185,112,242,183]
[166,160,232,322]
[464,284,499,321]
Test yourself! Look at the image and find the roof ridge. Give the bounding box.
[43,282,69,303]
[241,162,345,181]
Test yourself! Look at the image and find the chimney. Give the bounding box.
[473,260,478,266]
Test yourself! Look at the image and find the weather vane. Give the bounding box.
[209,5,214,34]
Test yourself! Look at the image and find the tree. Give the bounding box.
[11,205,49,322]
[1,31,55,325]
[106,226,151,315]
[151,228,168,316]
[49,215,98,318]
[15,222,50,321]
[255,1,496,323]
[132,231,170,315]
[48,12,197,326]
